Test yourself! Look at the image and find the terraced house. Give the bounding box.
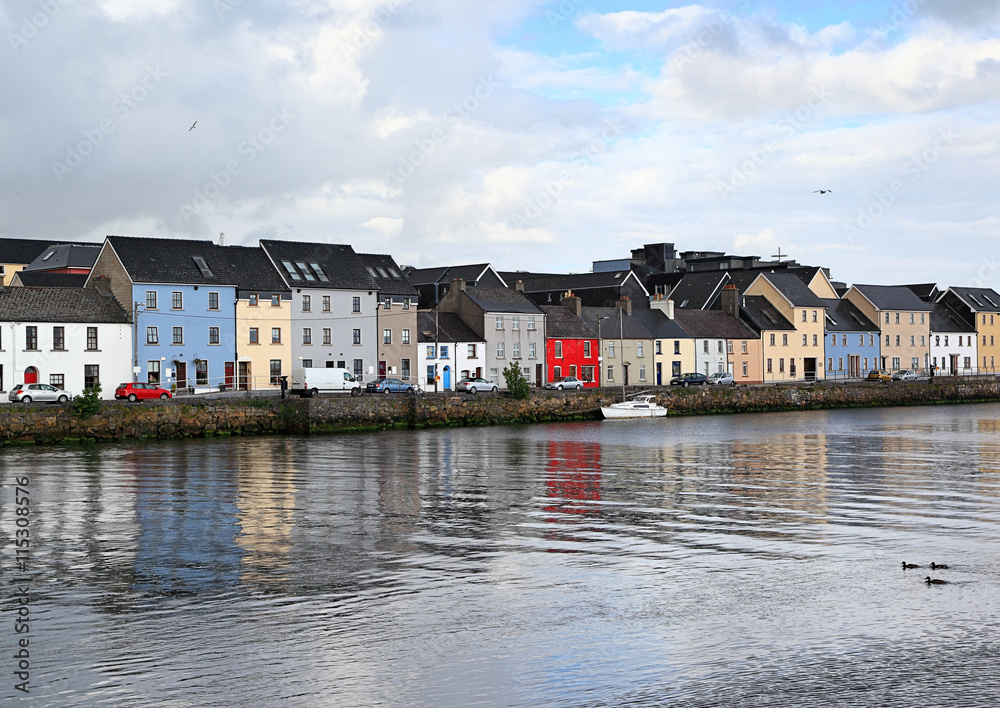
[844,285,933,373]
[360,253,419,382]
[744,272,827,381]
[938,287,1000,374]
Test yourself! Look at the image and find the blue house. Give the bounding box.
[87,236,240,390]
[821,298,881,379]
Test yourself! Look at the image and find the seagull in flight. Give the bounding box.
[814,189,831,194]
[188,121,197,131]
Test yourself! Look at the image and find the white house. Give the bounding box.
[929,301,977,375]
[0,287,132,399]
[417,311,486,391]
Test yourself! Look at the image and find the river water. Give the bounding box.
[3,403,1000,706]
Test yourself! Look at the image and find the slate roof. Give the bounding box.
[359,253,419,297]
[221,245,291,293]
[931,301,976,333]
[821,298,880,332]
[579,307,652,339]
[849,284,935,311]
[671,309,757,339]
[1,238,89,265]
[944,286,1000,312]
[540,305,598,339]
[416,311,483,343]
[667,271,730,309]
[0,287,130,323]
[260,239,376,290]
[739,295,795,332]
[499,270,642,293]
[23,244,101,271]
[903,283,940,302]
[106,236,241,286]
[630,308,690,339]
[11,272,88,287]
[756,272,827,308]
[463,286,544,314]
[407,264,501,286]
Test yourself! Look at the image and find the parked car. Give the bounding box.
[115,382,172,401]
[456,377,499,394]
[544,376,584,390]
[867,369,892,382]
[892,369,918,381]
[8,383,71,404]
[669,372,709,387]
[366,378,420,395]
[708,372,736,386]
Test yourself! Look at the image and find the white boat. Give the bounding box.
[600,395,668,419]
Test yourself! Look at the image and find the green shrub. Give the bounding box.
[503,362,531,400]
[71,381,102,418]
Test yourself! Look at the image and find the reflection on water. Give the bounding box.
[4,404,1000,705]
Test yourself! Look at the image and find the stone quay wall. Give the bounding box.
[3,379,1000,446]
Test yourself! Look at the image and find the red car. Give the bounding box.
[115,382,172,401]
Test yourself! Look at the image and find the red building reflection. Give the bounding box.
[543,440,603,550]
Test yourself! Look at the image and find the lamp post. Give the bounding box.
[597,315,609,388]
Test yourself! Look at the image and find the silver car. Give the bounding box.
[455,377,498,394]
[892,369,917,381]
[8,383,72,404]
[544,376,583,390]
[708,372,736,386]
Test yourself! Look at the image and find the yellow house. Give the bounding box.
[229,246,292,390]
[744,273,827,381]
[844,285,932,373]
[939,287,1000,374]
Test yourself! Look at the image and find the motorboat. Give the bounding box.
[600,395,668,419]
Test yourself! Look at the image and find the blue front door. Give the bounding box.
[443,366,451,389]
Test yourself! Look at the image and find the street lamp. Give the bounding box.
[597,315,610,388]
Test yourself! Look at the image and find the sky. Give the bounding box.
[2,0,999,288]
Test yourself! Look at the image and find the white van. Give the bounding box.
[290,367,362,397]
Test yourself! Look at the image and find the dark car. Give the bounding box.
[366,378,420,395]
[669,372,709,387]
[115,382,172,401]
[455,377,499,394]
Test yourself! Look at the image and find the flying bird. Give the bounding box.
[188,121,197,131]
[814,189,831,194]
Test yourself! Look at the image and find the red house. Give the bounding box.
[541,296,600,387]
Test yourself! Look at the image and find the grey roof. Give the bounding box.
[579,307,653,339]
[540,305,598,339]
[671,309,758,339]
[220,245,291,293]
[739,295,795,332]
[630,308,691,339]
[1,238,90,265]
[930,302,976,333]
[0,287,130,323]
[821,298,879,332]
[359,253,418,297]
[943,286,1000,312]
[416,311,482,343]
[105,236,241,286]
[12,272,88,287]
[850,284,935,311]
[499,270,643,293]
[464,286,544,314]
[23,244,101,271]
[903,283,940,302]
[667,271,730,309]
[260,239,377,290]
[755,272,827,308]
[407,263,501,286]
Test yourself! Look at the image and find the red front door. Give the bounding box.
[24,367,38,384]
[378,361,387,378]
[225,362,235,388]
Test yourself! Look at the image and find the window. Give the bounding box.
[813,310,818,322]
[354,359,363,378]
[323,296,331,312]
[704,340,710,353]
[802,334,807,346]
[769,334,775,346]
[440,345,449,359]
[249,328,259,344]
[584,341,592,358]
[146,327,158,345]
[399,328,409,344]
[496,316,504,330]
[403,299,410,310]
[497,342,505,358]
[303,328,312,345]
[383,297,391,310]
[271,294,281,307]
[272,328,281,344]
[896,335,901,347]
[528,342,536,359]
[801,311,807,322]
[146,291,157,309]
[782,334,788,346]
[209,292,219,310]
[554,365,562,379]
[910,335,914,346]
[555,341,563,358]
[912,357,920,370]
[767,358,773,374]
[50,373,65,389]
[52,326,65,350]
[639,365,646,381]
[828,357,834,370]
[840,334,846,346]
[831,335,837,347]
[638,342,644,357]
[427,345,436,359]
[656,341,662,355]
[718,341,723,354]
[779,358,785,373]
[249,293,259,306]
[147,360,160,385]
[512,342,520,358]
[171,292,183,309]
[84,365,99,391]
[608,342,615,357]
[302,295,311,312]
[25,326,38,350]
[270,360,282,385]
[383,329,391,345]
[860,335,865,346]
[742,361,747,377]
[512,316,519,331]
[527,316,536,330]
[838,357,843,371]
[910,313,915,324]
[468,344,477,358]
[172,327,183,345]
[401,359,410,380]
[885,313,890,324]
[302,359,313,368]
[813,335,818,346]
[353,297,361,313]
[489,368,499,384]
[921,314,925,324]
[741,341,747,354]
[870,334,875,347]
[426,365,436,384]
[607,365,614,381]
[353,329,361,345]
[674,341,681,354]
[195,360,208,385]
[323,328,332,345]
[582,366,594,383]
[892,357,900,370]
[885,335,890,346]
[935,335,940,346]
[895,313,899,324]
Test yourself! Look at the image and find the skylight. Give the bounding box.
[192,256,214,277]
[42,249,55,261]
[376,267,389,278]
[295,261,316,282]
[281,260,302,281]
[310,262,329,282]
[826,313,839,326]
[969,294,984,307]
[761,310,778,325]
[984,295,998,307]
[388,267,401,279]
[365,266,377,278]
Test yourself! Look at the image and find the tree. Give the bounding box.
[503,362,531,400]
[71,381,103,418]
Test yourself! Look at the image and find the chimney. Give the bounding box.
[616,296,632,316]
[650,297,674,319]
[721,283,739,319]
[515,280,524,293]
[560,291,582,317]
[452,277,466,292]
